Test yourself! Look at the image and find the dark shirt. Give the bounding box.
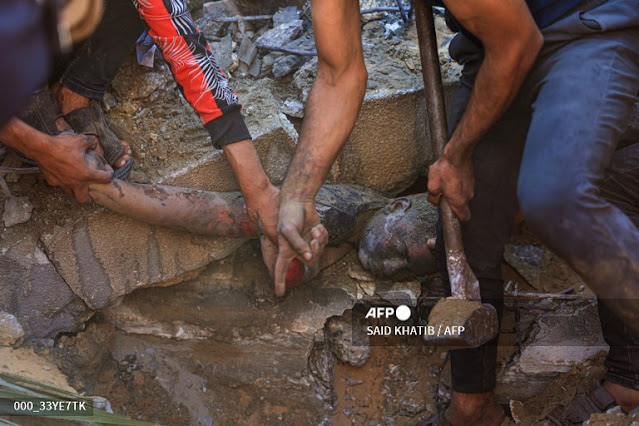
[0,0,51,128]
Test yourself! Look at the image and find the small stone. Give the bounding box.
[366,80,379,90]
[389,36,401,45]
[326,316,371,367]
[261,53,279,72]
[363,21,383,34]
[212,33,234,72]
[345,376,364,386]
[273,7,300,26]
[248,58,262,77]
[257,20,304,48]
[237,36,257,66]
[348,264,375,282]
[0,311,24,345]
[3,196,33,227]
[405,58,416,71]
[272,55,303,79]
[281,98,305,118]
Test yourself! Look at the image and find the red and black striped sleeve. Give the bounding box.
[132,0,251,148]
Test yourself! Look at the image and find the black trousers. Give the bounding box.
[51,0,142,100]
[434,3,639,393]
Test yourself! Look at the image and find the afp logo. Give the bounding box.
[364,305,412,321]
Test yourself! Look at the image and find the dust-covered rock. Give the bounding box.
[0,311,24,345]
[3,196,33,227]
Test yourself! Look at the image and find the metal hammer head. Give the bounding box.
[423,297,499,348]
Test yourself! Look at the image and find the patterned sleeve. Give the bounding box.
[132,0,251,148]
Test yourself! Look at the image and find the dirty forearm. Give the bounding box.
[281,0,367,202]
[0,118,50,161]
[441,0,543,165]
[223,140,271,204]
[88,181,257,238]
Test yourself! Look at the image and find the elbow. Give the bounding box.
[518,27,544,71]
[317,58,368,97]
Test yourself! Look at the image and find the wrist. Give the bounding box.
[442,144,472,167]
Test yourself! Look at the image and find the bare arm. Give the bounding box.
[274,0,367,295]
[0,118,112,203]
[428,0,543,220]
[281,0,367,203]
[223,140,280,241]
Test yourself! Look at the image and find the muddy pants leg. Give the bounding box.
[597,144,639,390]
[517,27,639,334]
[433,34,530,393]
[56,0,144,100]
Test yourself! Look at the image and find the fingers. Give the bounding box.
[73,185,92,204]
[450,202,471,222]
[279,223,312,261]
[308,225,328,264]
[427,191,442,206]
[274,249,292,297]
[86,163,114,184]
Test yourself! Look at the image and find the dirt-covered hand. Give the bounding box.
[274,199,328,297]
[427,155,474,221]
[246,184,280,243]
[37,132,113,203]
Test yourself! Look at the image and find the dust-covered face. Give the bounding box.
[358,196,437,279]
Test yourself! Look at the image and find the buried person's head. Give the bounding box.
[358,195,438,279]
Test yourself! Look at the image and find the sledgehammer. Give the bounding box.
[414,1,498,348]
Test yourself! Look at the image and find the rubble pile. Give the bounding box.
[0,0,638,424]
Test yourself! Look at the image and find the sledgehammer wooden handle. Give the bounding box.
[414,1,481,301]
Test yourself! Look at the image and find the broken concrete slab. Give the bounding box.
[41,211,247,310]
[326,314,371,367]
[504,244,585,293]
[291,35,460,194]
[159,78,299,191]
[0,234,90,339]
[257,20,304,48]
[99,248,362,423]
[237,36,257,66]
[0,311,24,346]
[273,54,304,79]
[3,196,33,227]
[273,6,301,26]
[496,303,608,402]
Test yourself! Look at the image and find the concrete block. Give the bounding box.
[41,212,247,310]
[159,79,298,192]
[0,235,90,339]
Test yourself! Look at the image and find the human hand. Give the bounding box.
[36,132,113,203]
[427,154,474,221]
[274,199,328,296]
[246,184,280,243]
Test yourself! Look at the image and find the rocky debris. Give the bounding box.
[237,36,258,68]
[273,6,302,26]
[3,196,33,227]
[325,314,372,367]
[586,409,639,426]
[0,234,90,339]
[41,211,247,310]
[504,243,586,293]
[0,311,24,345]
[159,78,298,191]
[496,302,608,402]
[273,54,304,78]
[257,20,304,47]
[281,98,305,118]
[233,0,307,16]
[0,346,78,393]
